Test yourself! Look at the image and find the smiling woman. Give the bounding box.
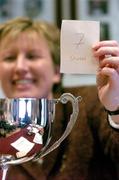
[1,16,119,180]
[0,17,61,98]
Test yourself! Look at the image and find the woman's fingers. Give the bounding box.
[99,56,119,69]
[93,40,119,50]
[93,41,119,62]
[93,46,119,58]
[97,66,119,87]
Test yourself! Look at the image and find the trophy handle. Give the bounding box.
[35,93,82,159]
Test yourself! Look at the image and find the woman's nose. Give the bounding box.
[14,55,29,74]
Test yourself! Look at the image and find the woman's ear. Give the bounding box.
[53,65,61,84]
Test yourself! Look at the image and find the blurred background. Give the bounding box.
[0,0,118,96]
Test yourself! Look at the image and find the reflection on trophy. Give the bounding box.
[0,93,81,180]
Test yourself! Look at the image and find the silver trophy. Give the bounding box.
[0,93,81,180]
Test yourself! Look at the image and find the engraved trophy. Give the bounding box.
[0,93,81,180]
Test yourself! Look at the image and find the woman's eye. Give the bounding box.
[27,53,42,60]
[27,54,36,59]
[3,56,16,62]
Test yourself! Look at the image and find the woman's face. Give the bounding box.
[0,32,60,98]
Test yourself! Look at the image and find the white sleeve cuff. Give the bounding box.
[108,115,119,129]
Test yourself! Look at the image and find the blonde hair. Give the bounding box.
[0,17,60,66]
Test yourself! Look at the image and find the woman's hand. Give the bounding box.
[93,40,119,111]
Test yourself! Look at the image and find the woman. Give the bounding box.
[0,17,61,99]
[0,17,119,180]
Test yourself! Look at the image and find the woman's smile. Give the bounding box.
[12,78,36,89]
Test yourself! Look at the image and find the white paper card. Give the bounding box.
[33,133,43,144]
[60,20,100,74]
[11,136,35,153]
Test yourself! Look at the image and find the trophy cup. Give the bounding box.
[0,93,81,180]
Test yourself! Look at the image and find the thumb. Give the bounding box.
[101,67,119,87]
